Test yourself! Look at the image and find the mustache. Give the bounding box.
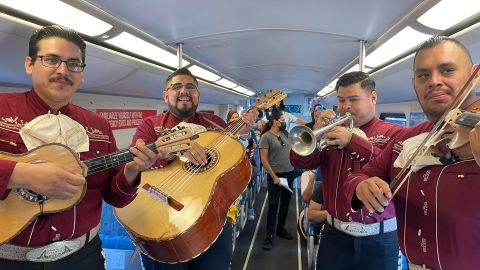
[50,76,73,85]
[176,93,192,101]
[424,87,452,99]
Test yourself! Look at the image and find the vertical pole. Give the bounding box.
[177,43,183,68]
[359,40,365,72]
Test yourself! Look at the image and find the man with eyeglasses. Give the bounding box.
[290,71,404,270]
[0,25,166,270]
[131,67,257,270]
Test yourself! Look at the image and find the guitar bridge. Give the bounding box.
[141,184,184,211]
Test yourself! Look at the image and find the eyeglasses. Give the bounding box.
[34,55,85,73]
[278,136,285,146]
[167,83,198,92]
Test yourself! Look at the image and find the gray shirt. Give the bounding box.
[259,131,294,173]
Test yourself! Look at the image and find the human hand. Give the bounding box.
[324,126,353,148]
[355,177,392,213]
[313,109,335,130]
[10,162,86,200]
[182,142,208,166]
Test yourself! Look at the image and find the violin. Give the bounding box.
[430,100,480,161]
[390,64,480,196]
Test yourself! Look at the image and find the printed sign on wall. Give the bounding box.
[284,105,302,114]
[96,109,157,130]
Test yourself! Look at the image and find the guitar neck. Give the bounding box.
[84,143,157,176]
[227,119,246,136]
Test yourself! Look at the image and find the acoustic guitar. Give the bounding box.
[0,127,197,244]
[114,90,287,263]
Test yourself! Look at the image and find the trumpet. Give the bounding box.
[288,113,352,156]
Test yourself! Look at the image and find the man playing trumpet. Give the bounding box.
[290,71,403,270]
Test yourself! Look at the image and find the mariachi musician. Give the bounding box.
[290,71,404,270]
[0,25,163,270]
[346,37,480,270]
[131,67,257,270]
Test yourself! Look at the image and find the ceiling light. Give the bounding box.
[189,65,221,82]
[317,86,334,97]
[328,78,338,89]
[105,32,189,68]
[245,90,256,96]
[365,27,430,68]
[233,86,250,93]
[0,0,112,36]
[417,0,480,30]
[216,78,237,89]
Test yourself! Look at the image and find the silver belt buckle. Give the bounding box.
[338,221,377,237]
[26,239,81,262]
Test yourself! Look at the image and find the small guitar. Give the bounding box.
[0,127,197,244]
[115,90,287,263]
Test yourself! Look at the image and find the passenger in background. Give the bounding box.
[300,170,316,202]
[227,109,257,221]
[290,71,404,270]
[347,36,480,270]
[307,183,327,225]
[259,109,297,250]
[132,68,256,270]
[0,25,164,270]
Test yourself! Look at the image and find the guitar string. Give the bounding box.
[112,94,274,201]
[156,104,252,194]
[161,118,246,195]
[86,129,193,174]
[156,97,271,196]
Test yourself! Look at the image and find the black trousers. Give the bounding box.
[266,170,295,234]
[141,221,233,270]
[0,235,105,270]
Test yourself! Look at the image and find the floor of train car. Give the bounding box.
[231,184,308,270]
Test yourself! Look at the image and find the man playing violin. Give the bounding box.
[132,67,257,270]
[290,71,404,270]
[0,25,165,269]
[346,36,480,270]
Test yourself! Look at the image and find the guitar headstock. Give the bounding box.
[155,127,198,154]
[252,90,287,111]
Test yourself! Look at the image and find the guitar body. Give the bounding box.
[0,143,87,244]
[114,130,252,263]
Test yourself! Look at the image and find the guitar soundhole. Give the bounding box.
[183,148,219,174]
[17,188,48,203]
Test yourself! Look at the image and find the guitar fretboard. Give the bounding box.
[83,143,157,176]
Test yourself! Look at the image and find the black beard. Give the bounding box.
[169,103,197,120]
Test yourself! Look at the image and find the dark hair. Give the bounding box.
[29,25,86,63]
[165,67,198,88]
[413,36,473,68]
[264,100,285,120]
[335,71,375,94]
[261,108,282,135]
[226,109,239,123]
[276,100,285,111]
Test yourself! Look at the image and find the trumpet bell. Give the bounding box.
[288,125,317,156]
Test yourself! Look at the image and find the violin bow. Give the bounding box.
[389,64,480,196]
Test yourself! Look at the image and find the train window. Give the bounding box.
[380,112,407,127]
[409,112,427,126]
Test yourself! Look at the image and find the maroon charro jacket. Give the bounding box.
[290,117,403,224]
[0,89,136,246]
[345,121,480,270]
